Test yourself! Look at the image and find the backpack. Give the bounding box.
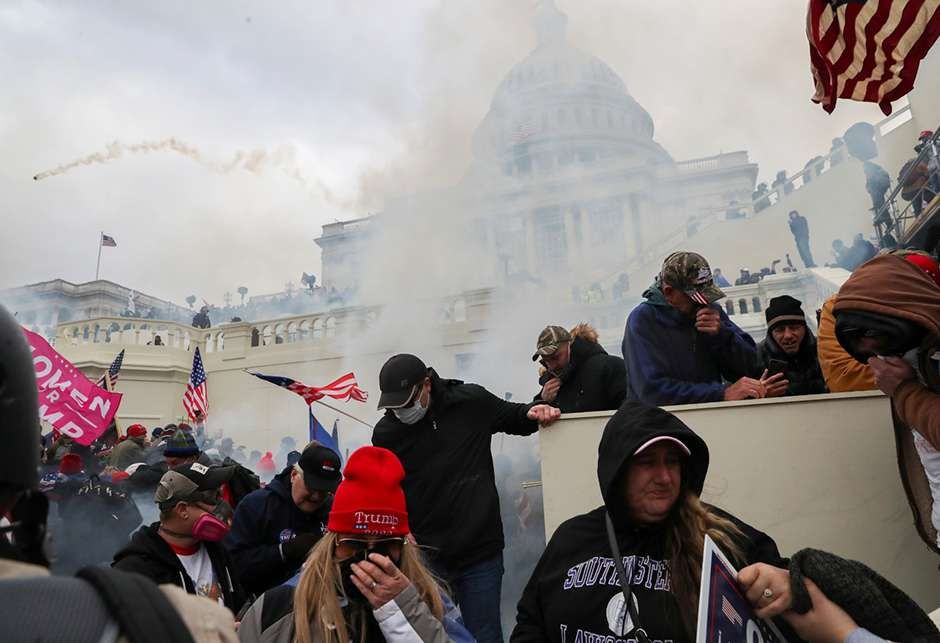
[0,566,195,643]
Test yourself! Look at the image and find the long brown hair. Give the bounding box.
[665,490,745,634]
[292,532,445,643]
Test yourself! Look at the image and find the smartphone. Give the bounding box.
[767,359,788,376]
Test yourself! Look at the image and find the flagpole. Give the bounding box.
[104,369,123,438]
[95,232,103,281]
[312,399,374,430]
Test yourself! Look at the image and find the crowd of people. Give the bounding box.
[2,239,940,642]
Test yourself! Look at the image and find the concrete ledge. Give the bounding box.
[539,392,940,609]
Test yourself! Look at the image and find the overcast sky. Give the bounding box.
[0,0,892,305]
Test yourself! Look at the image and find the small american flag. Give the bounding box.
[101,233,117,247]
[95,349,125,390]
[511,118,537,144]
[721,595,744,627]
[807,0,940,114]
[183,347,209,421]
[249,371,368,404]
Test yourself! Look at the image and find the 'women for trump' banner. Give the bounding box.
[22,327,122,445]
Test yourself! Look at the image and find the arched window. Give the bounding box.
[738,299,749,314]
[262,326,273,346]
[752,297,762,313]
[325,317,337,338]
[216,332,224,352]
[313,318,324,339]
[299,320,311,341]
[725,300,735,316]
[274,323,286,345]
[250,328,260,347]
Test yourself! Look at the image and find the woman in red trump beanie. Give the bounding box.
[238,446,471,643]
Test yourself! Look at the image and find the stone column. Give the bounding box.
[628,194,644,256]
[563,205,583,269]
[525,212,538,275]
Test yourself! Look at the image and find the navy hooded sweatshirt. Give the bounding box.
[622,286,758,405]
[511,403,790,643]
[224,468,331,595]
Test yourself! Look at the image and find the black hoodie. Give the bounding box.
[372,368,539,571]
[511,403,787,643]
[112,522,247,613]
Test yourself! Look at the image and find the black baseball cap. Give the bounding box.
[377,354,428,410]
[298,443,342,492]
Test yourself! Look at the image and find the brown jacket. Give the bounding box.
[817,294,877,392]
[834,254,940,550]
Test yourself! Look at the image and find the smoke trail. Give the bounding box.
[32,137,351,208]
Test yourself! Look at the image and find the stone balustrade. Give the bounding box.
[57,317,206,351]
[55,291,488,356]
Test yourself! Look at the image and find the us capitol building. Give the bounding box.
[316,1,757,295]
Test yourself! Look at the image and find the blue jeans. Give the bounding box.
[435,554,504,643]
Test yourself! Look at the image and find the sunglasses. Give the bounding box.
[335,537,407,556]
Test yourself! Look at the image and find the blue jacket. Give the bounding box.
[622,286,758,405]
[224,468,330,596]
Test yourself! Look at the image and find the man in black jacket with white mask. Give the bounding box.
[372,353,561,643]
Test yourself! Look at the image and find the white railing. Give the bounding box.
[57,317,206,351]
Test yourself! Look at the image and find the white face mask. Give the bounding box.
[393,390,428,425]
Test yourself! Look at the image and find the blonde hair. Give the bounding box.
[292,533,445,643]
[665,491,746,635]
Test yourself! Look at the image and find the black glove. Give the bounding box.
[282,532,319,564]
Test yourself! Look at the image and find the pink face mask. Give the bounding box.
[191,500,232,542]
[192,512,229,542]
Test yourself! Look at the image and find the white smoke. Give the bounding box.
[31,138,351,208]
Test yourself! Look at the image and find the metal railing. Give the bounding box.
[873,126,940,245]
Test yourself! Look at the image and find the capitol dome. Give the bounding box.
[470,1,671,176]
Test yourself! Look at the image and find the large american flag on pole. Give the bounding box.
[249,371,368,404]
[95,349,125,390]
[183,347,209,420]
[807,0,940,114]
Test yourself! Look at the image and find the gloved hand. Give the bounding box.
[282,532,319,564]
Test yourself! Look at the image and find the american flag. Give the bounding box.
[249,371,368,404]
[95,349,125,390]
[721,595,744,627]
[807,0,940,114]
[101,233,117,247]
[183,347,209,421]
[511,118,537,144]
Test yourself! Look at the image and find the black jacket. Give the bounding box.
[511,403,789,643]
[112,522,247,613]
[224,469,331,595]
[756,329,827,396]
[372,368,540,571]
[534,333,626,413]
[788,214,810,240]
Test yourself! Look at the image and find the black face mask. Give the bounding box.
[338,553,369,605]
[336,545,403,605]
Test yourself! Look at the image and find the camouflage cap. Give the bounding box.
[659,251,725,305]
[532,325,572,361]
